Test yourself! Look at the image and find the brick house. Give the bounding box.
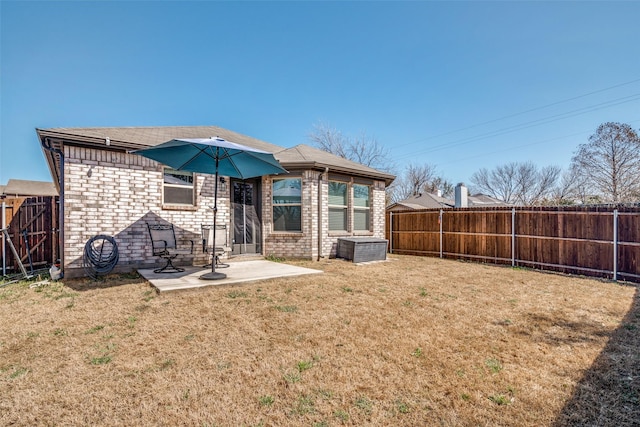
[37,126,395,278]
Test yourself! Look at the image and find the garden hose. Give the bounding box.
[83,235,119,279]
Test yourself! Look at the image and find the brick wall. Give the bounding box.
[321,179,387,257]
[262,171,316,259]
[63,146,227,277]
[263,170,388,260]
[62,146,389,276]
[372,180,387,238]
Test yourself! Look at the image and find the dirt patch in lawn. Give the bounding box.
[1,255,637,426]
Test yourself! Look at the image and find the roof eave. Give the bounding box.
[36,129,62,192]
[36,128,150,193]
[37,128,147,151]
[280,160,395,186]
[35,129,396,187]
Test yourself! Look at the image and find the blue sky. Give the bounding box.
[1,1,639,187]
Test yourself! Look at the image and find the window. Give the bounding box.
[328,181,348,231]
[273,178,302,232]
[163,168,194,205]
[353,184,371,231]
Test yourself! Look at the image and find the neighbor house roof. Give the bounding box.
[468,193,509,206]
[1,179,58,197]
[37,126,395,189]
[388,192,509,211]
[387,192,454,211]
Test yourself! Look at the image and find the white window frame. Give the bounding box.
[353,184,371,232]
[328,181,348,232]
[272,177,302,232]
[162,167,195,206]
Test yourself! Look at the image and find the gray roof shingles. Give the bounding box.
[37,126,395,183]
[389,192,509,211]
[2,179,58,197]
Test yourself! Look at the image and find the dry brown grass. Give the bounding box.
[0,255,638,426]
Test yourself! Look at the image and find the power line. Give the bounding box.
[434,130,591,167]
[409,94,640,156]
[395,94,640,160]
[433,118,640,168]
[397,77,640,149]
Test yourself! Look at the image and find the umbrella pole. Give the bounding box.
[200,150,227,280]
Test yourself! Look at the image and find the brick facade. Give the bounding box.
[62,146,387,277]
[263,170,387,260]
[63,146,227,277]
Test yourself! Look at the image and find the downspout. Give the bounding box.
[317,167,329,260]
[41,137,64,273]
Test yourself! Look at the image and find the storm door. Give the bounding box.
[231,179,262,254]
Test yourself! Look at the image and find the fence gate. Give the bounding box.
[2,196,59,275]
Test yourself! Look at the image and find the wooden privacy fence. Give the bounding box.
[2,196,59,276]
[386,206,640,283]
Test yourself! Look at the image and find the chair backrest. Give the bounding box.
[148,223,178,253]
[202,224,228,250]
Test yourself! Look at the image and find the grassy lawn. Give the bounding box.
[0,255,638,426]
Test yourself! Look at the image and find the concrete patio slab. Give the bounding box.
[138,259,323,292]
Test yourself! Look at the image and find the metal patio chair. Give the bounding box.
[146,223,194,273]
[201,224,231,268]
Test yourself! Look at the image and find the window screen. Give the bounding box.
[353,184,371,231]
[272,178,302,232]
[329,182,347,231]
[163,168,194,205]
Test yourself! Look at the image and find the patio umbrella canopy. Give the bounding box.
[133,137,287,280]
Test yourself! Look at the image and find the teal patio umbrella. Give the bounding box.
[133,137,287,280]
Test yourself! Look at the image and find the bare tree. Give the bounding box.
[424,176,454,198]
[571,122,640,202]
[308,122,348,159]
[547,168,579,204]
[471,161,560,205]
[350,131,391,171]
[308,121,394,173]
[385,163,453,204]
[514,162,538,205]
[394,163,439,200]
[471,163,518,204]
[516,163,561,205]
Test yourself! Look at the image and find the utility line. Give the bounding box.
[395,94,640,159]
[434,130,591,167]
[397,77,640,149]
[433,118,640,168]
[410,94,640,156]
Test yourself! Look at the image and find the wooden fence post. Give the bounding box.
[439,209,443,258]
[613,209,618,281]
[1,201,5,276]
[389,212,393,254]
[511,208,516,267]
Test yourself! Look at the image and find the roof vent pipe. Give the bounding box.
[455,183,468,208]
